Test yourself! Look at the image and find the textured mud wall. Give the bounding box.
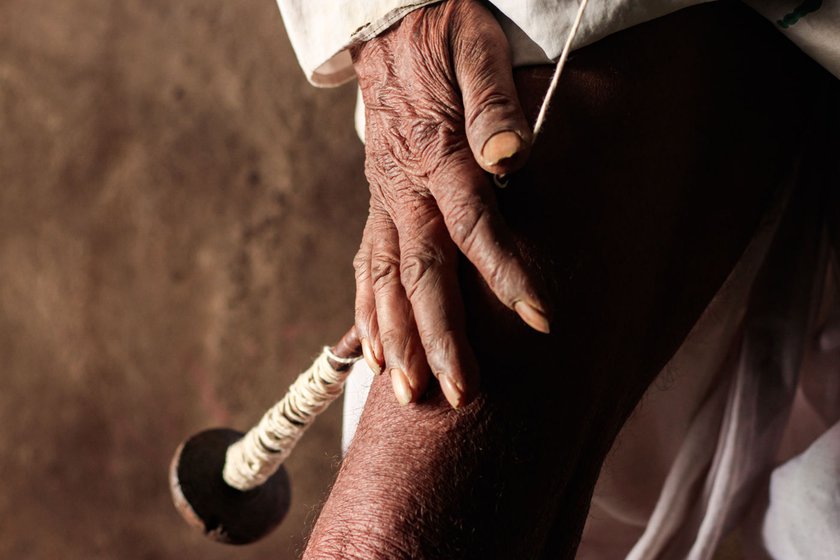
[0,1,366,558]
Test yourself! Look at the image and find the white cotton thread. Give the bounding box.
[494,0,588,189]
[532,0,589,139]
[223,348,360,491]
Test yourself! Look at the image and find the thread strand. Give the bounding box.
[223,348,359,491]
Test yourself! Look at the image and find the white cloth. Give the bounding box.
[275,0,441,86]
[763,421,840,560]
[276,0,840,86]
[341,359,373,453]
[614,189,840,559]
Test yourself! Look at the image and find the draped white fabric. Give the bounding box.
[276,0,840,86]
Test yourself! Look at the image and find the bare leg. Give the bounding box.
[304,4,833,559]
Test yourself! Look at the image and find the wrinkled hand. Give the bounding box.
[352,0,549,409]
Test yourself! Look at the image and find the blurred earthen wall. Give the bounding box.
[0,1,366,558]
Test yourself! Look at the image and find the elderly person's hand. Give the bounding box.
[351,0,549,409]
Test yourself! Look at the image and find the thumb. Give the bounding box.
[452,4,532,176]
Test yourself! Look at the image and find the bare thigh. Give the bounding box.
[462,3,832,556]
[306,4,834,559]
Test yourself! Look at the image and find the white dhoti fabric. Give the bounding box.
[763,421,840,559]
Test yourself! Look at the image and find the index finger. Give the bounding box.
[429,154,551,333]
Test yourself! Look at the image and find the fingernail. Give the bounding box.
[372,337,384,365]
[438,374,464,409]
[390,369,413,406]
[362,338,382,375]
[514,301,550,334]
[481,131,524,167]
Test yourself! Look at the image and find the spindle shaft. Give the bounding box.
[169,327,362,544]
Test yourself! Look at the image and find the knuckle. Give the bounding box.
[486,257,509,295]
[370,253,401,288]
[413,119,464,166]
[465,91,518,130]
[379,327,410,356]
[365,150,405,186]
[446,199,487,252]
[353,249,370,279]
[485,256,521,307]
[419,325,454,360]
[400,248,444,299]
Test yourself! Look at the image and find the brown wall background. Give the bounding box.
[0,1,366,558]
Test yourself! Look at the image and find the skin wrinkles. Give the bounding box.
[308,390,488,560]
[307,4,833,558]
[351,0,545,408]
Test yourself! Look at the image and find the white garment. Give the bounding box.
[276,0,840,86]
[763,421,840,559]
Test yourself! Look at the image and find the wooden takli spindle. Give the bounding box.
[169,327,362,544]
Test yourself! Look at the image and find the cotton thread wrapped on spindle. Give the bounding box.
[223,347,359,491]
[169,328,362,545]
